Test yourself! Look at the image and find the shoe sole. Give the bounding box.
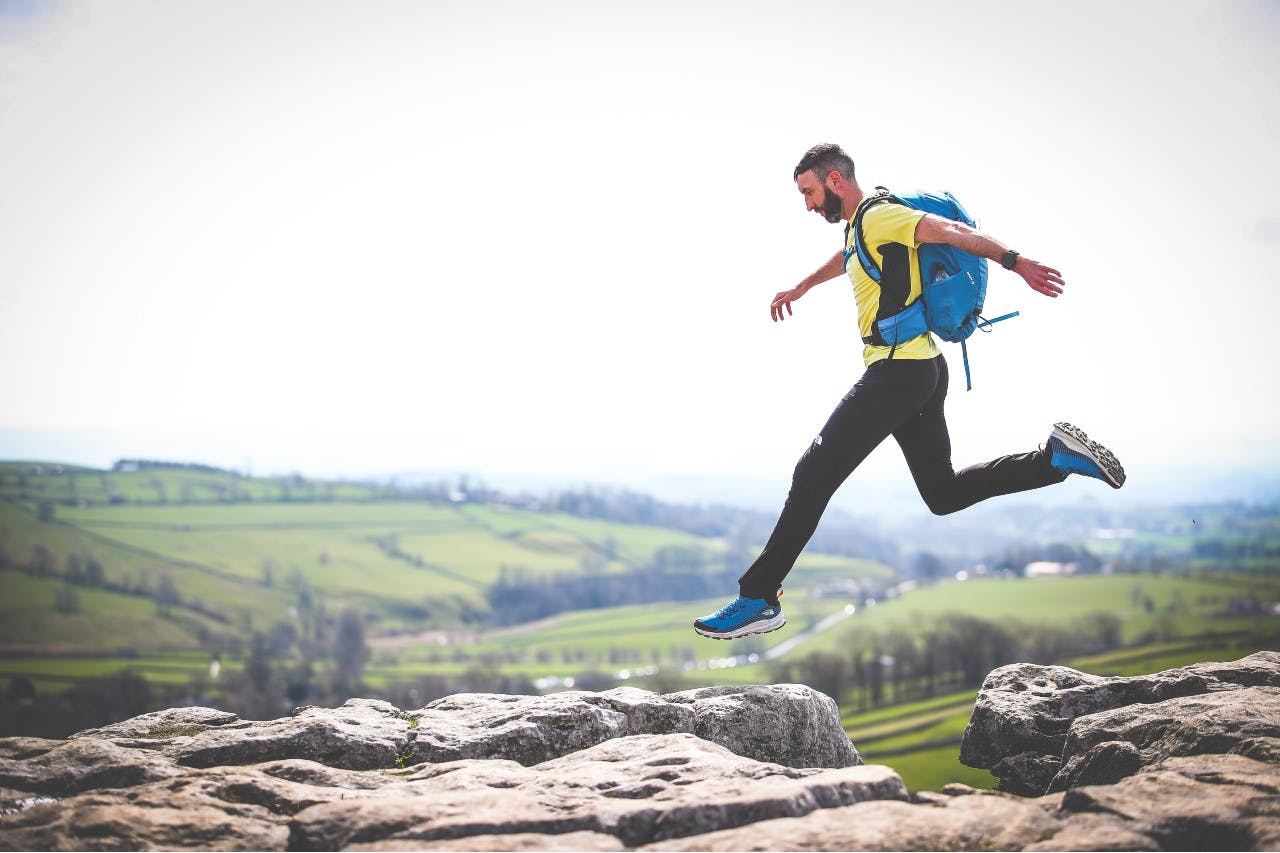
[1052,422,1126,489]
[693,613,787,640]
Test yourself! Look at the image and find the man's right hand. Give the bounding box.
[771,286,806,322]
[772,251,846,322]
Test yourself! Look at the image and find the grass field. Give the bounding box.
[0,467,892,707]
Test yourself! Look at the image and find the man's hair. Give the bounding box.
[793,143,856,183]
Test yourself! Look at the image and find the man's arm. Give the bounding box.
[771,250,846,322]
[915,214,1064,298]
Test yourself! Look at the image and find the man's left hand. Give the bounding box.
[1015,258,1065,298]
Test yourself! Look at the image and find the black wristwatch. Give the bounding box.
[1000,250,1020,271]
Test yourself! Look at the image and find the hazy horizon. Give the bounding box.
[5,425,1278,517]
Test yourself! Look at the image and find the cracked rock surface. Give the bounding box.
[2,661,1279,851]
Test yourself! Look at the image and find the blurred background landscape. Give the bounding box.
[2,0,1278,794]
[2,458,1277,792]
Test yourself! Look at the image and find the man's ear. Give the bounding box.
[825,171,844,191]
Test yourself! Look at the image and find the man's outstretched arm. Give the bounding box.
[915,215,1065,298]
[771,250,847,321]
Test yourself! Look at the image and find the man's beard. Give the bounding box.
[821,187,844,223]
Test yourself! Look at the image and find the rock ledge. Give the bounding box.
[1,658,1278,850]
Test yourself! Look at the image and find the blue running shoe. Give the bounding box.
[1048,422,1125,489]
[693,595,786,640]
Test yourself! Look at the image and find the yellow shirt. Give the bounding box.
[844,199,942,366]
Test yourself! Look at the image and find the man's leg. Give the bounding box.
[737,358,942,600]
[893,356,1066,516]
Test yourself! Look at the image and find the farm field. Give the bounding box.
[0,462,893,710]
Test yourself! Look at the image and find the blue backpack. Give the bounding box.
[847,187,1018,390]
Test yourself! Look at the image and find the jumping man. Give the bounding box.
[693,143,1125,640]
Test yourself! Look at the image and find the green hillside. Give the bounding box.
[0,460,891,704]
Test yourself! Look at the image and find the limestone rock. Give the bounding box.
[1232,735,1280,765]
[0,737,189,797]
[1058,752,1280,851]
[666,684,861,769]
[1049,685,1280,791]
[407,687,692,766]
[171,700,414,771]
[961,651,1280,795]
[0,779,291,852]
[639,791,1068,851]
[288,733,904,850]
[408,684,858,769]
[3,666,1278,851]
[346,831,627,851]
[69,699,416,772]
[71,705,242,743]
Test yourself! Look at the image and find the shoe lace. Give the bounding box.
[715,598,745,619]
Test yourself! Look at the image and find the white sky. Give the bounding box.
[2,0,1279,506]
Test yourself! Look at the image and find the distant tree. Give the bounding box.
[267,622,298,657]
[54,583,80,614]
[244,632,273,694]
[153,574,181,615]
[911,551,946,583]
[29,544,55,577]
[6,675,36,703]
[83,556,105,587]
[579,552,607,574]
[569,670,615,692]
[36,500,55,523]
[65,554,84,584]
[333,608,368,693]
[283,658,316,706]
[1077,612,1123,650]
[798,651,849,703]
[260,559,278,588]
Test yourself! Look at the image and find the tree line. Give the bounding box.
[769,611,1126,713]
[485,544,748,625]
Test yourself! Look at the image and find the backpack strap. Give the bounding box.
[848,187,914,351]
[844,186,899,284]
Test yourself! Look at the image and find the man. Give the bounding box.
[693,143,1125,640]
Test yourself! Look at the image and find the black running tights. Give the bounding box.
[737,355,1065,601]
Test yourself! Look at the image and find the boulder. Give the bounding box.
[406,684,858,769]
[170,699,416,771]
[1049,686,1280,791]
[961,650,1280,795]
[66,699,416,772]
[666,684,861,769]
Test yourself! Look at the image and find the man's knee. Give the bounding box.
[922,492,963,516]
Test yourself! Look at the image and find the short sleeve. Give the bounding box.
[862,203,926,249]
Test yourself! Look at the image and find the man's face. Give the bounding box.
[796,170,844,223]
